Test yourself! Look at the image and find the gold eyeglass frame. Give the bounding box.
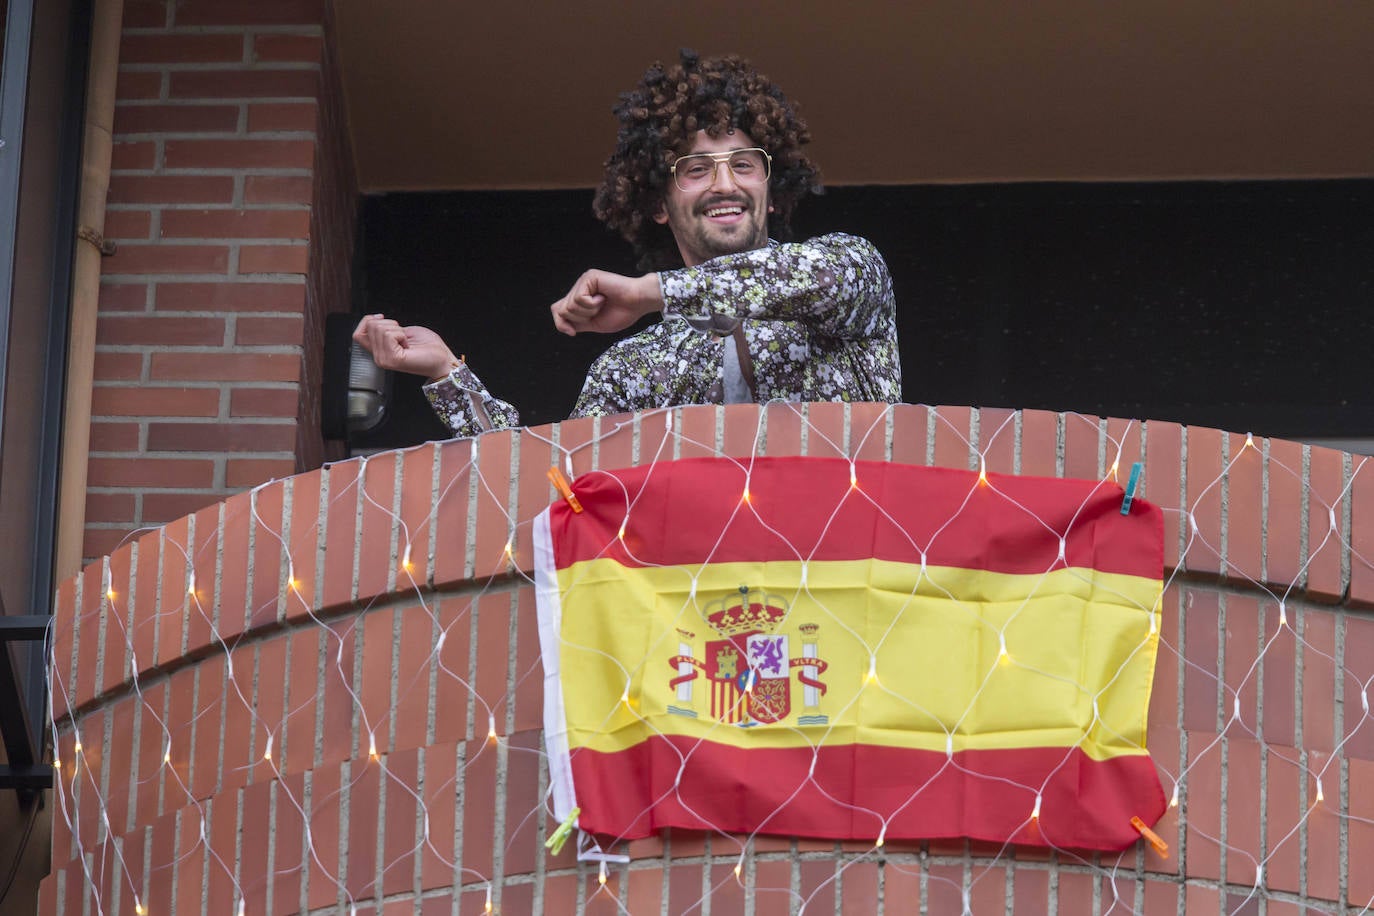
[669,148,773,192]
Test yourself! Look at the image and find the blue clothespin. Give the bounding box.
[545,806,580,855]
[1121,462,1143,515]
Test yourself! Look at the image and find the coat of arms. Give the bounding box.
[667,586,828,726]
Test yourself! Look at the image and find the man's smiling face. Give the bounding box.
[655,129,772,268]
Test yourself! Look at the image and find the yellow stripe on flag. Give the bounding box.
[555,558,1159,761]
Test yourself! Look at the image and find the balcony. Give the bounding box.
[42,403,1374,914]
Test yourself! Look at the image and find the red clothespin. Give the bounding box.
[547,466,583,513]
[1131,816,1169,857]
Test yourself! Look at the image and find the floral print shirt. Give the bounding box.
[424,233,901,437]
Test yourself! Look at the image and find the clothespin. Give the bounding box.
[1131,815,1169,857]
[545,806,580,855]
[547,467,583,513]
[1120,462,1144,515]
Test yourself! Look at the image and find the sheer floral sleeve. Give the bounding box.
[658,233,896,342]
[422,361,520,438]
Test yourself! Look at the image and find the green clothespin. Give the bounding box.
[545,807,581,855]
[1121,462,1143,515]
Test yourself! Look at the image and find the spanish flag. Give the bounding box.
[533,457,1165,852]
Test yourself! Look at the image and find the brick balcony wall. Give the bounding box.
[86,0,354,561]
[41,404,1374,914]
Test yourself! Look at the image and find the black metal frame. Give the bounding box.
[0,0,92,798]
[0,606,52,797]
[0,0,35,410]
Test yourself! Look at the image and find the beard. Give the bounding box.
[666,192,771,266]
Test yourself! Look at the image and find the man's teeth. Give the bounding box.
[705,206,743,217]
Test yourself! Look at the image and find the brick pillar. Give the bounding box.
[86,0,354,560]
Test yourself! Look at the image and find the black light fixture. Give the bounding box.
[322,312,391,441]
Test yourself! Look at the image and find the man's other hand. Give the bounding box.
[352,315,459,381]
[551,271,662,336]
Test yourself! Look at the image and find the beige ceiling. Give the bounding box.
[333,0,1374,193]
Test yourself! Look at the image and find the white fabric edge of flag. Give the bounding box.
[533,506,578,823]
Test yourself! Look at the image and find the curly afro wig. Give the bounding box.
[592,49,821,271]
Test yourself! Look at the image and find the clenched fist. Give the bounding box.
[550,270,663,336]
[352,314,459,381]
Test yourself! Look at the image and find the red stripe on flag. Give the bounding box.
[551,458,1161,580]
[569,737,1165,852]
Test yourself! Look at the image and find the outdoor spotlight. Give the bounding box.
[322,312,392,440]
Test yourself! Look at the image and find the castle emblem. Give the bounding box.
[667,586,828,726]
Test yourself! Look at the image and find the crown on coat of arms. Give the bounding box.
[705,585,787,636]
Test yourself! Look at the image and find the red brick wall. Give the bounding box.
[87,0,353,560]
[41,404,1374,913]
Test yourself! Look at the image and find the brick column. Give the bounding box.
[86,0,354,560]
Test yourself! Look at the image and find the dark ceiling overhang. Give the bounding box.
[333,1,1374,192]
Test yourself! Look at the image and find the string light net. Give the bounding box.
[44,403,1374,915]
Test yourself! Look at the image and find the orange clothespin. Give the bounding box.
[1131,816,1169,857]
[547,466,583,513]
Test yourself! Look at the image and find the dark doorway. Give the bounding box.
[349,179,1374,450]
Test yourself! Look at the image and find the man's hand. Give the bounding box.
[550,270,662,336]
[352,315,459,381]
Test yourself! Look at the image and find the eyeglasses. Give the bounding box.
[669,148,772,192]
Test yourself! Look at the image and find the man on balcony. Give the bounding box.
[353,50,901,438]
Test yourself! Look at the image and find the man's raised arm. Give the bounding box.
[660,233,895,341]
[549,234,895,343]
[352,314,518,438]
